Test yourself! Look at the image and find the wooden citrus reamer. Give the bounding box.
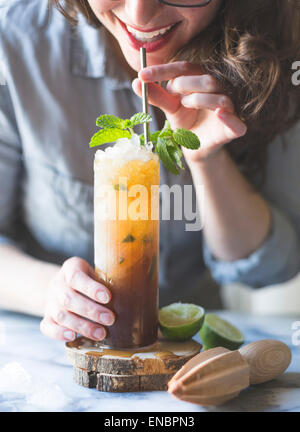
[168,339,292,406]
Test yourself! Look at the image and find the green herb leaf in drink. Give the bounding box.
[139,130,161,146]
[96,115,127,129]
[168,143,184,170]
[114,183,127,191]
[122,234,135,243]
[147,254,157,280]
[173,128,201,149]
[155,137,180,175]
[130,113,152,126]
[158,120,173,138]
[90,113,201,175]
[90,128,131,147]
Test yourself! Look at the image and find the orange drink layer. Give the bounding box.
[94,137,160,348]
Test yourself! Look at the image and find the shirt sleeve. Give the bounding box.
[203,203,300,288]
[0,63,23,247]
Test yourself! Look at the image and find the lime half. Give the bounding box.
[199,313,244,351]
[158,303,205,341]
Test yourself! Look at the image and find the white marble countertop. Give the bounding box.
[0,309,299,412]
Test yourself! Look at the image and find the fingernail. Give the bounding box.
[64,331,75,341]
[93,328,105,340]
[181,96,192,107]
[100,313,114,326]
[132,77,139,87]
[166,80,175,94]
[96,291,110,304]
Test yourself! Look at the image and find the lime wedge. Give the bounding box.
[158,303,205,341]
[199,313,244,351]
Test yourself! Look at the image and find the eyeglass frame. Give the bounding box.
[109,0,212,7]
[159,0,212,8]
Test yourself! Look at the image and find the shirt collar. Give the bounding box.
[69,14,132,90]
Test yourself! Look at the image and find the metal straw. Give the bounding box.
[140,47,150,145]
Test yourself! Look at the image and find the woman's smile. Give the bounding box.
[87,0,223,70]
[116,15,182,53]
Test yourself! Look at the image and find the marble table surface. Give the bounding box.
[0,309,299,412]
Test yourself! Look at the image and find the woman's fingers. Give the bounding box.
[40,316,76,342]
[216,108,247,140]
[62,257,111,304]
[132,78,181,114]
[50,307,106,341]
[133,79,233,114]
[167,75,222,95]
[41,257,115,343]
[57,288,115,326]
[135,62,246,160]
[181,93,235,113]
[139,61,203,82]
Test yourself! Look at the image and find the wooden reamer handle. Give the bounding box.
[239,339,291,385]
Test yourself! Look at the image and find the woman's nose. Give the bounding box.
[124,0,162,26]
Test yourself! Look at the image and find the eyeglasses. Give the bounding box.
[109,0,213,7]
[159,0,212,7]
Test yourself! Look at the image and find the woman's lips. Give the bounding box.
[117,17,180,53]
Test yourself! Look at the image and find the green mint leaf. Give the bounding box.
[173,128,200,149]
[114,183,127,191]
[147,254,157,280]
[123,119,133,129]
[140,130,161,146]
[156,137,180,175]
[168,142,184,170]
[130,113,152,127]
[159,120,172,138]
[89,128,131,147]
[96,115,126,129]
[122,234,135,243]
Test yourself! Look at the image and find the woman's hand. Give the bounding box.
[40,257,114,342]
[132,61,247,165]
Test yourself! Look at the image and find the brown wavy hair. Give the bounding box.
[50,0,300,187]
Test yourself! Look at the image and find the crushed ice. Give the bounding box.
[0,362,70,411]
[95,134,157,164]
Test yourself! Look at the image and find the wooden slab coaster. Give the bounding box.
[66,337,201,376]
[73,367,174,392]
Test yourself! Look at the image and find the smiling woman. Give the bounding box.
[1,0,300,344]
[51,0,300,183]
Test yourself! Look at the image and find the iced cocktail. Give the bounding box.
[94,135,159,349]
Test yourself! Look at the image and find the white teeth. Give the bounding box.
[126,24,173,41]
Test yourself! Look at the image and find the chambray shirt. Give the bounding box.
[1,0,300,306]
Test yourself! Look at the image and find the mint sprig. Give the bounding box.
[90,128,131,147]
[89,113,200,174]
[173,128,201,150]
[96,115,126,129]
[156,137,180,175]
[90,113,152,147]
[130,113,153,126]
[141,120,200,174]
[168,143,184,170]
